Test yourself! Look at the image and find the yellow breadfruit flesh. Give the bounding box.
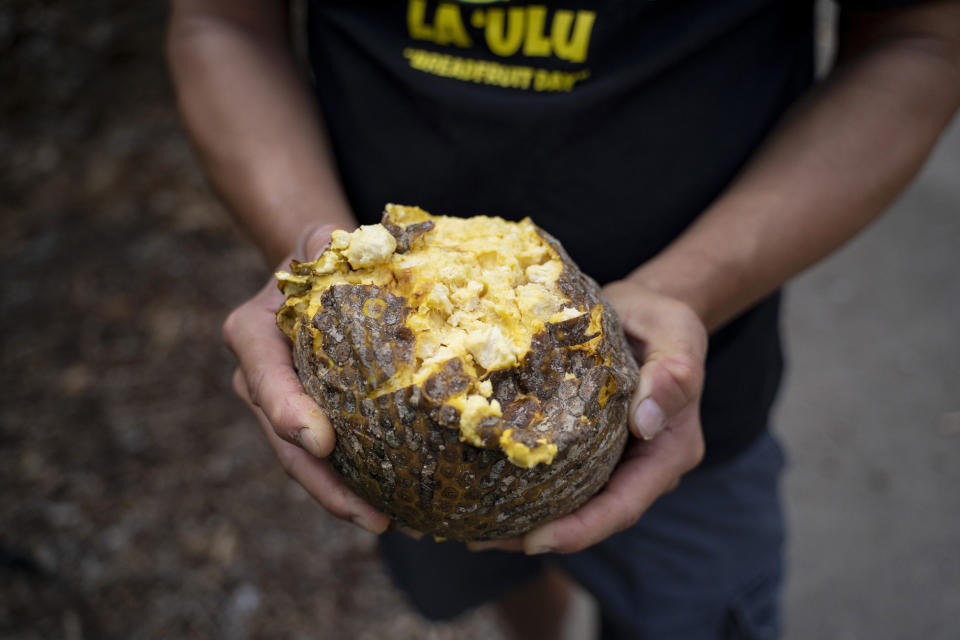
[277,204,589,467]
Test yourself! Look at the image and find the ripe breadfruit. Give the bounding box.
[276,204,639,541]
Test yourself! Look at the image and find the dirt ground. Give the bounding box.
[778,116,960,639]
[1,2,957,639]
[0,2,500,638]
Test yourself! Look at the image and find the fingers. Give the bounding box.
[224,222,391,536]
[522,416,704,555]
[607,284,707,441]
[470,416,702,556]
[234,368,390,535]
[223,222,339,445]
[224,296,334,456]
[293,223,340,264]
[632,353,703,440]
[466,538,525,553]
[222,223,341,452]
[498,279,709,555]
[229,367,327,456]
[393,526,425,541]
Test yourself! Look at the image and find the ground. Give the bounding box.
[779,118,960,639]
[1,2,957,639]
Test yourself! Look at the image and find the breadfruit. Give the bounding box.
[276,204,639,541]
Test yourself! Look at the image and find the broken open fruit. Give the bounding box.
[276,204,639,541]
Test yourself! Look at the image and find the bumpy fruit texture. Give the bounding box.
[276,205,638,540]
[279,205,589,467]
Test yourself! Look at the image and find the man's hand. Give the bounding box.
[471,279,707,555]
[223,224,390,535]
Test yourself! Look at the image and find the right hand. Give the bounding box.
[223,223,390,535]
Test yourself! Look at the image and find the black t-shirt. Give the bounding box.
[303,0,914,465]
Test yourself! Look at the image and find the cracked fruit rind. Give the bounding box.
[275,204,639,541]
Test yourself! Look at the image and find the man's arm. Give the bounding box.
[501,2,960,555]
[167,0,355,265]
[630,2,960,332]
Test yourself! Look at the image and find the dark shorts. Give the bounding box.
[379,432,787,640]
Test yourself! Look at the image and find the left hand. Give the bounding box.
[469,278,708,555]
[224,224,391,535]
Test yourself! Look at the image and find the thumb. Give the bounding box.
[612,288,706,441]
[292,223,342,265]
[630,354,703,440]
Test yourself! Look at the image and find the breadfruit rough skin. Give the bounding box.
[276,205,640,541]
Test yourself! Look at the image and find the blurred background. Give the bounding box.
[1,1,957,638]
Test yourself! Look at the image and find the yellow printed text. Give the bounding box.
[403,48,591,92]
[408,1,596,64]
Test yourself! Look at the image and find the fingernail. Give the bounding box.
[523,528,555,555]
[305,408,329,433]
[525,545,554,556]
[633,397,666,440]
[298,427,324,457]
[397,526,424,540]
[351,515,379,535]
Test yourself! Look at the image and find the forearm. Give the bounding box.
[167,0,354,266]
[631,4,960,332]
